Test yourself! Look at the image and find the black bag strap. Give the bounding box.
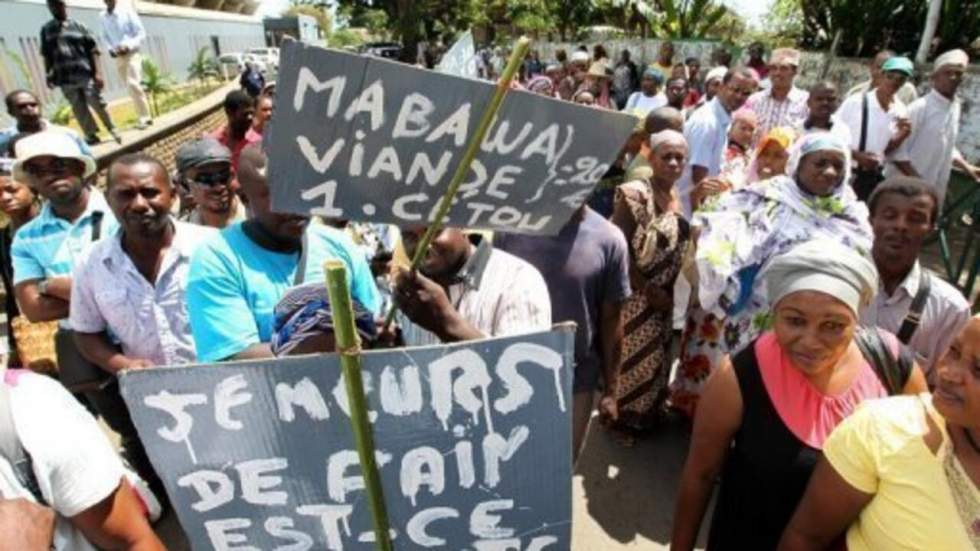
[853,327,912,396]
[0,378,47,505]
[896,270,932,344]
[859,92,869,153]
[91,210,104,241]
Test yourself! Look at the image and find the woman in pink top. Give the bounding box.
[671,239,928,551]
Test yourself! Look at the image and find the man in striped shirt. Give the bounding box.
[745,48,809,136]
[393,227,552,347]
[40,0,120,145]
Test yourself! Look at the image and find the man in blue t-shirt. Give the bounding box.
[187,142,380,363]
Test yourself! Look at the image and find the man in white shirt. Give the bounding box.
[847,49,919,106]
[100,0,151,128]
[745,47,809,135]
[677,67,757,216]
[71,152,210,370]
[835,56,918,198]
[70,152,211,506]
[887,49,980,208]
[861,177,970,380]
[0,368,163,550]
[795,81,851,145]
[393,227,551,347]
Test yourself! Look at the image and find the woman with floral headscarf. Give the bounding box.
[526,75,556,98]
[670,132,874,417]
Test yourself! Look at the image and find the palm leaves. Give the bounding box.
[141,58,175,118]
[656,0,728,38]
[187,47,218,92]
[600,0,729,39]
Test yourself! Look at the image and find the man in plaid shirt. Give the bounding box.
[40,0,120,145]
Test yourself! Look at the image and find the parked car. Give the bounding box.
[363,42,402,60]
[247,47,280,71]
[217,52,268,79]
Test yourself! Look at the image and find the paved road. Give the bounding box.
[572,414,710,550]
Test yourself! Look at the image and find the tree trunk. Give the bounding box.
[394,0,420,63]
[916,0,942,64]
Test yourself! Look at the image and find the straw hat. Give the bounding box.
[13,131,96,183]
[587,62,612,79]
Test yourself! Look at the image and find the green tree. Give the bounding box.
[656,0,729,38]
[284,0,333,36]
[798,0,978,57]
[328,28,366,49]
[141,58,175,118]
[186,47,218,92]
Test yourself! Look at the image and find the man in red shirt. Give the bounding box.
[207,90,260,173]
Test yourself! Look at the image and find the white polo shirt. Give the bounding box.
[835,90,909,162]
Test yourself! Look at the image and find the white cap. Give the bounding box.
[13,131,96,183]
[705,66,728,83]
[934,49,969,70]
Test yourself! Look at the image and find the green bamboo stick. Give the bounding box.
[323,259,392,551]
[383,36,533,328]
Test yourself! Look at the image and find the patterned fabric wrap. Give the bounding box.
[692,143,872,355]
[271,282,376,357]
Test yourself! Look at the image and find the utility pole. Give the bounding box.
[916,0,942,64]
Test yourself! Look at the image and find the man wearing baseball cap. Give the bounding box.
[745,47,809,135]
[10,131,117,325]
[175,137,247,229]
[886,49,980,207]
[847,49,920,106]
[835,55,918,199]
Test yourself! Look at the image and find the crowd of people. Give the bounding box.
[1,1,980,548]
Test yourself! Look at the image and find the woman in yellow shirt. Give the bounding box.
[779,316,980,550]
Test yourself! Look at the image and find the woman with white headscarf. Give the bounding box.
[671,132,875,416]
[672,239,928,551]
[605,129,691,441]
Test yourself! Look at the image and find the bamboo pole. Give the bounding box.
[323,259,392,551]
[382,36,533,329]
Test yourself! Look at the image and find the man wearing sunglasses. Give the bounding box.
[175,138,246,229]
[9,131,117,325]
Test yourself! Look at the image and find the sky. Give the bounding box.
[256,0,773,30]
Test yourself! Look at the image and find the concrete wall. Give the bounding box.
[0,0,263,123]
[536,39,980,161]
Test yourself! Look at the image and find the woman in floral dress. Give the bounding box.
[670,132,874,417]
[607,129,691,438]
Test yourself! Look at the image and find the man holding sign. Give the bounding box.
[393,227,551,346]
[187,143,381,362]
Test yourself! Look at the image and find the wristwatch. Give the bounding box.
[37,279,49,296]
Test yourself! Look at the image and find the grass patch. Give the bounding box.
[62,80,228,138]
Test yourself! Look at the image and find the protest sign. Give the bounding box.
[265,40,637,236]
[436,31,479,78]
[120,328,575,550]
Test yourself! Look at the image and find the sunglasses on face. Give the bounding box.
[25,157,75,176]
[190,170,232,187]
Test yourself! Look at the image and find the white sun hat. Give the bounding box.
[12,131,96,183]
